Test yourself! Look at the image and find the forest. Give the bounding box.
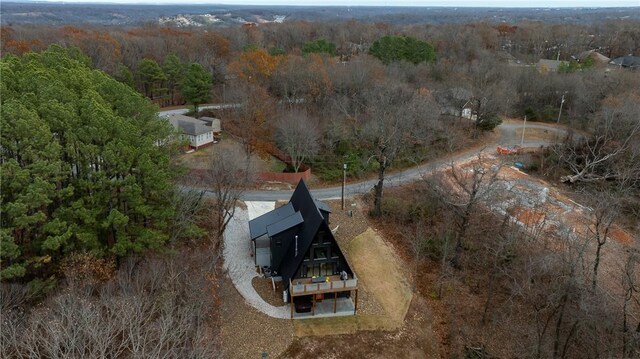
[1,13,640,358]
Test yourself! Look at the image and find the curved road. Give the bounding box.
[160,107,570,201]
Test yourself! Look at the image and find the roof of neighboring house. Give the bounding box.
[167,114,211,136]
[536,59,566,72]
[199,116,222,133]
[609,56,640,68]
[463,99,478,110]
[249,202,295,240]
[575,50,610,63]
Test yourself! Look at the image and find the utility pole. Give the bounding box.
[342,163,347,210]
[521,115,527,146]
[557,93,566,123]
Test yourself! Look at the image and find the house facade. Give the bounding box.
[167,114,215,149]
[199,117,222,138]
[248,180,358,318]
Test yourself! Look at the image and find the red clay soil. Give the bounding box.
[609,225,634,245]
[507,206,547,227]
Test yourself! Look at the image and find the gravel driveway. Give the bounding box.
[223,201,290,319]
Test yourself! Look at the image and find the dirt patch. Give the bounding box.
[507,206,547,227]
[218,274,293,359]
[282,295,440,359]
[252,276,285,307]
[609,225,635,245]
[514,127,562,143]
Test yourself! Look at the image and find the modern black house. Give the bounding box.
[248,179,358,318]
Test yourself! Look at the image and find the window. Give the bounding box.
[314,248,326,260]
[320,263,334,276]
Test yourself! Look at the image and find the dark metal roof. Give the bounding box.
[249,203,295,240]
[279,180,333,287]
[248,179,352,289]
[610,56,640,68]
[266,211,303,238]
[314,199,331,213]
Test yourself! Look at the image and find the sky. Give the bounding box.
[29,0,640,8]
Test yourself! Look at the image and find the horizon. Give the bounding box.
[10,0,640,8]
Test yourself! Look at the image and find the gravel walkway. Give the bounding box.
[223,201,291,319]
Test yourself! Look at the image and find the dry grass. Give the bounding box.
[349,228,413,325]
[177,136,283,172]
[515,127,562,143]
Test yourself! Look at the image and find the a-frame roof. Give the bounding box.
[277,180,326,282]
[248,179,349,289]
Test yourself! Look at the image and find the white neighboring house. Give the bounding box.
[462,100,478,121]
[199,116,222,138]
[167,114,214,149]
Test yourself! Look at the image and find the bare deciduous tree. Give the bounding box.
[206,147,249,244]
[555,95,640,184]
[357,83,439,216]
[0,254,220,358]
[275,109,320,173]
[425,154,504,267]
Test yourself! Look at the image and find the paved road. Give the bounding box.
[158,103,240,118]
[160,107,570,201]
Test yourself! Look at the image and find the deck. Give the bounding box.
[289,274,358,296]
[289,274,358,319]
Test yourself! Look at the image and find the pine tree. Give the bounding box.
[1,46,175,280]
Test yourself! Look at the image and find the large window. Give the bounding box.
[314,248,327,260]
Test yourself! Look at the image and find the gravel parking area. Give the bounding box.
[222,201,290,319]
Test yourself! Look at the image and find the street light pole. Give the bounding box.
[521,115,527,146]
[557,93,565,123]
[342,163,347,210]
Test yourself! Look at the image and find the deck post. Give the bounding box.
[290,290,294,319]
[334,292,337,313]
[354,289,358,315]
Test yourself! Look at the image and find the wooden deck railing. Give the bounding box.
[290,274,357,296]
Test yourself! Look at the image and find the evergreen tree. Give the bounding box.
[115,63,135,88]
[137,58,166,98]
[181,63,212,115]
[163,54,185,105]
[302,39,337,56]
[1,46,175,280]
[369,35,436,65]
